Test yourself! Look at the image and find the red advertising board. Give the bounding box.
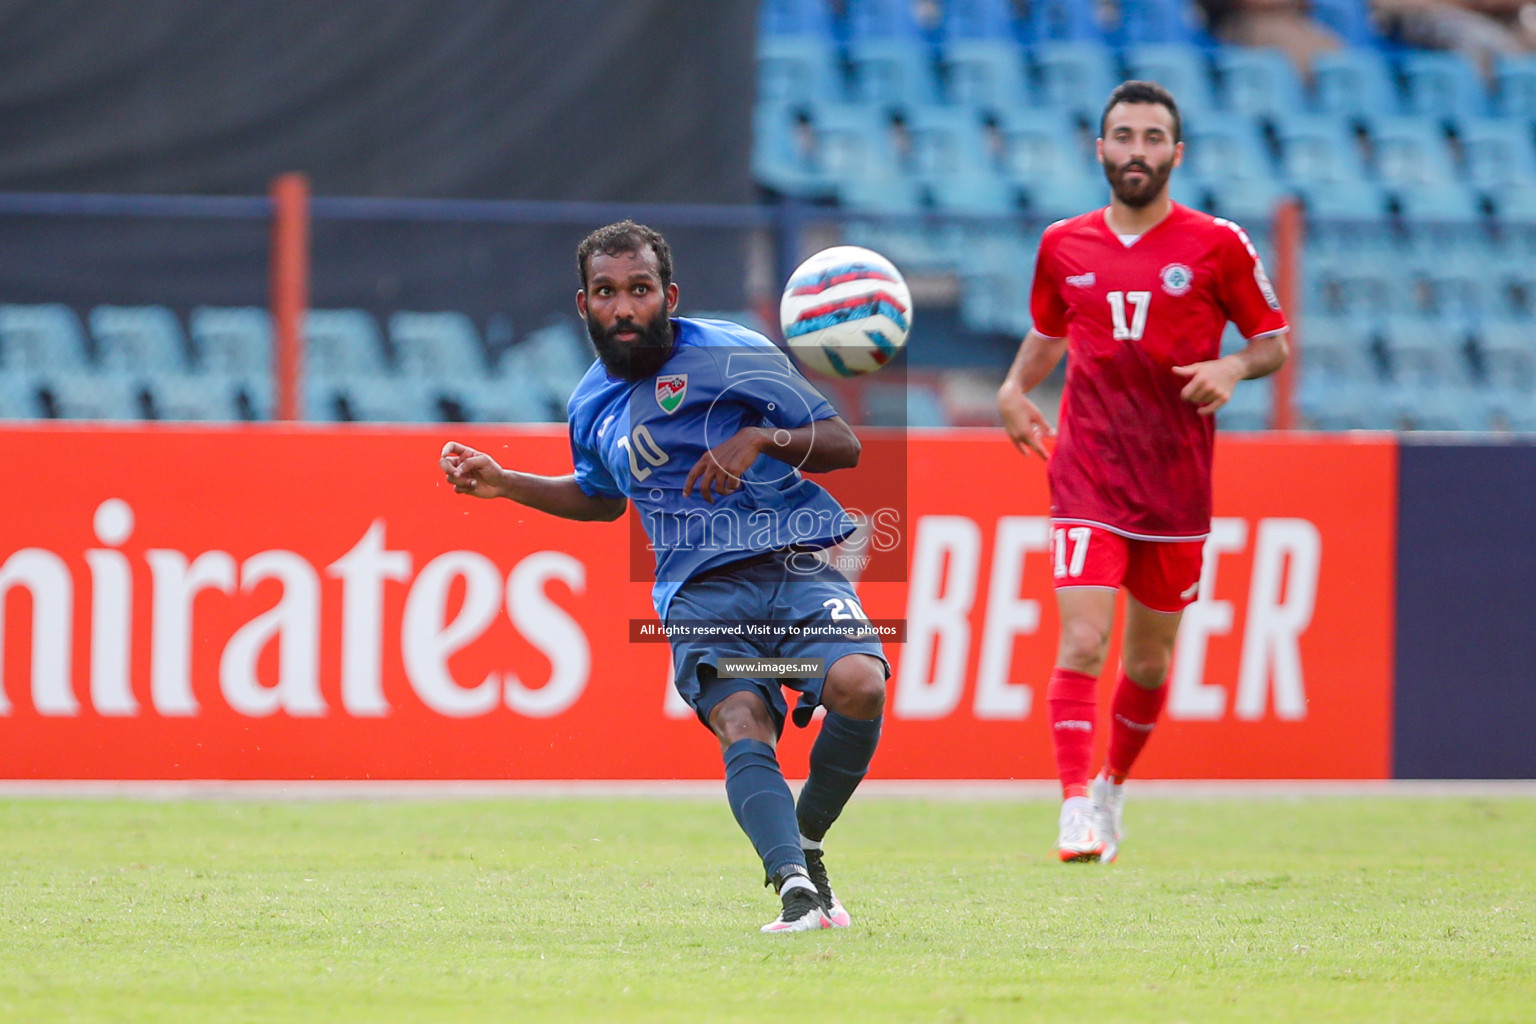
[0,425,1394,779]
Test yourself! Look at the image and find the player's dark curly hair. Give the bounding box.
[1100,80,1181,143]
[576,220,674,292]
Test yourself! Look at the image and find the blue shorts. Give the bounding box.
[667,549,889,734]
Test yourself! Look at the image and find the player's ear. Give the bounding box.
[1094,137,1105,164]
[575,289,589,319]
[1173,140,1184,168]
[665,282,679,313]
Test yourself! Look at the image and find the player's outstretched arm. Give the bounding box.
[439,441,627,522]
[1172,331,1289,416]
[997,329,1067,460]
[682,415,860,504]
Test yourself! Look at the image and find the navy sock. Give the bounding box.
[722,739,805,883]
[797,712,882,842]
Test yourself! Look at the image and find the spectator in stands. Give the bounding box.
[1197,0,1343,78]
[1373,1,1536,75]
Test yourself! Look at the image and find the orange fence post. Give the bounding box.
[1270,198,1303,431]
[270,173,310,422]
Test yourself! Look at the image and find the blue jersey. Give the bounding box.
[567,317,855,618]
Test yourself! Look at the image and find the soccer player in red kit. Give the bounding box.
[997,81,1289,862]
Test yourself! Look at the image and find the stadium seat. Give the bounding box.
[304,308,390,375]
[1310,50,1399,121]
[1183,117,1281,192]
[1456,117,1536,193]
[757,36,845,109]
[1394,182,1484,223]
[1121,44,1217,115]
[1493,55,1536,120]
[1114,0,1200,45]
[941,37,1030,114]
[1308,0,1380,47]
[146,372,266,421]
[1491,187,1536,227]
[846,0,924,40]
[305,374,445,423]
[190,306,272,378]
[0,371,43,419]
[492,320,592,422]
[993,107,1089,185]
[753,105,841,200]
[389,311,488,377]
[802,103,926,213]
[1024,0,1106,42]
[902,105,995,183]
[1275,113,1371,185]
[90,305,189,372]
[42,372,146,420]
[940,0,1016,41]
[759,0,835,39]
[1366,115,1458,188]
[1478,321,1536,392]
[1399,51,1488,125]
[1025,176,1110,219]
[847,37,940,108]
[1213,47,1307,119]
[1030,41,1119,121]
[0,303,91,371]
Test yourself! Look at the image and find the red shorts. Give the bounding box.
[1049,522,1205,613]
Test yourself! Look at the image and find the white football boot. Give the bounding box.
[1056,795,1106,862]
[760,876,829,934]
[1089,771,1125,863]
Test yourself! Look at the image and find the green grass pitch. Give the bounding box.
[2,793,1533,1023]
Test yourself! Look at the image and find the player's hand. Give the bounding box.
[440,441,508,499]
[997,385,1054,460]
[683,427,766,504]
[1173,356,1245,416]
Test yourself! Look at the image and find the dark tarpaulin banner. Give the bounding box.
[0,0,757,203]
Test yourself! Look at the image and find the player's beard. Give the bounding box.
[588,307,675,381]
[1103,155,1174,208]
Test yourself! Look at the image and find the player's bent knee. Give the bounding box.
[1122,656,1170,688]
[1058,622,1110,674]
[707,691,777,748]
[823,654,886,720]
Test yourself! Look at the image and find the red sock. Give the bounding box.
[1105,673,1168,781]
[1047,667,1099,800]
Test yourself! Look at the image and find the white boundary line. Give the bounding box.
[0,779,1532,800]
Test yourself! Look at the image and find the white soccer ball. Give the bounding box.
[779,245,912,377]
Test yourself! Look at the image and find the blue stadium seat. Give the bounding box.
[956,229,1037,335]
[1308,0,1380,47]
[847,37,939,107]
[1213,47,1307,118]
[1274,113,1370,185]
[846,0,925,40]
[1121,44,1217,115]
[304,308,389,375]
[0,303,90,371]
[1367,116,1458,186]
[1183,117,1280,189]
[1478,322,1536,392]
[1203,178,1291,222]
[759,0,835,39]
[1399,51,1488,124]
[758,36,845,108]
[1493,55,1536,120]
[0,371,43,419]
[941,37,1030,113]
[1491,187,1536,227]
[190,306,272,378]
[146,373,265,421]
[993,107,1088,183]
[753,104,841,200]
[940,0,1016,41]
[305,374,444,423]
[903,105,994,183]
[803,103,926,213]
[1025,0,1106,42]
[1116,0,1201,46]
[491,320,592,422]
[90,305,189,372]
[1394,182,1484,223]
[1030,42,1119,120]
[1025,175,1109,219]
[389,311,487,377]
[1457,117,1536,193]
[42,372,145,420]
[1310,50,1399,120]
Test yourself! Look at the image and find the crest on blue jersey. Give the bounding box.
[655,373,687,414]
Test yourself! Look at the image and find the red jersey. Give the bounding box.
[1029,202,1288,540]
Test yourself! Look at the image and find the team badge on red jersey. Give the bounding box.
[655,374,687,414]
[1159,263,1193,296]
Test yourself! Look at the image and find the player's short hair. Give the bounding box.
[1100,80,1181,143]
[577,220,674,292]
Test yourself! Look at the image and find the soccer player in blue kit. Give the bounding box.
[440,221,888,933]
